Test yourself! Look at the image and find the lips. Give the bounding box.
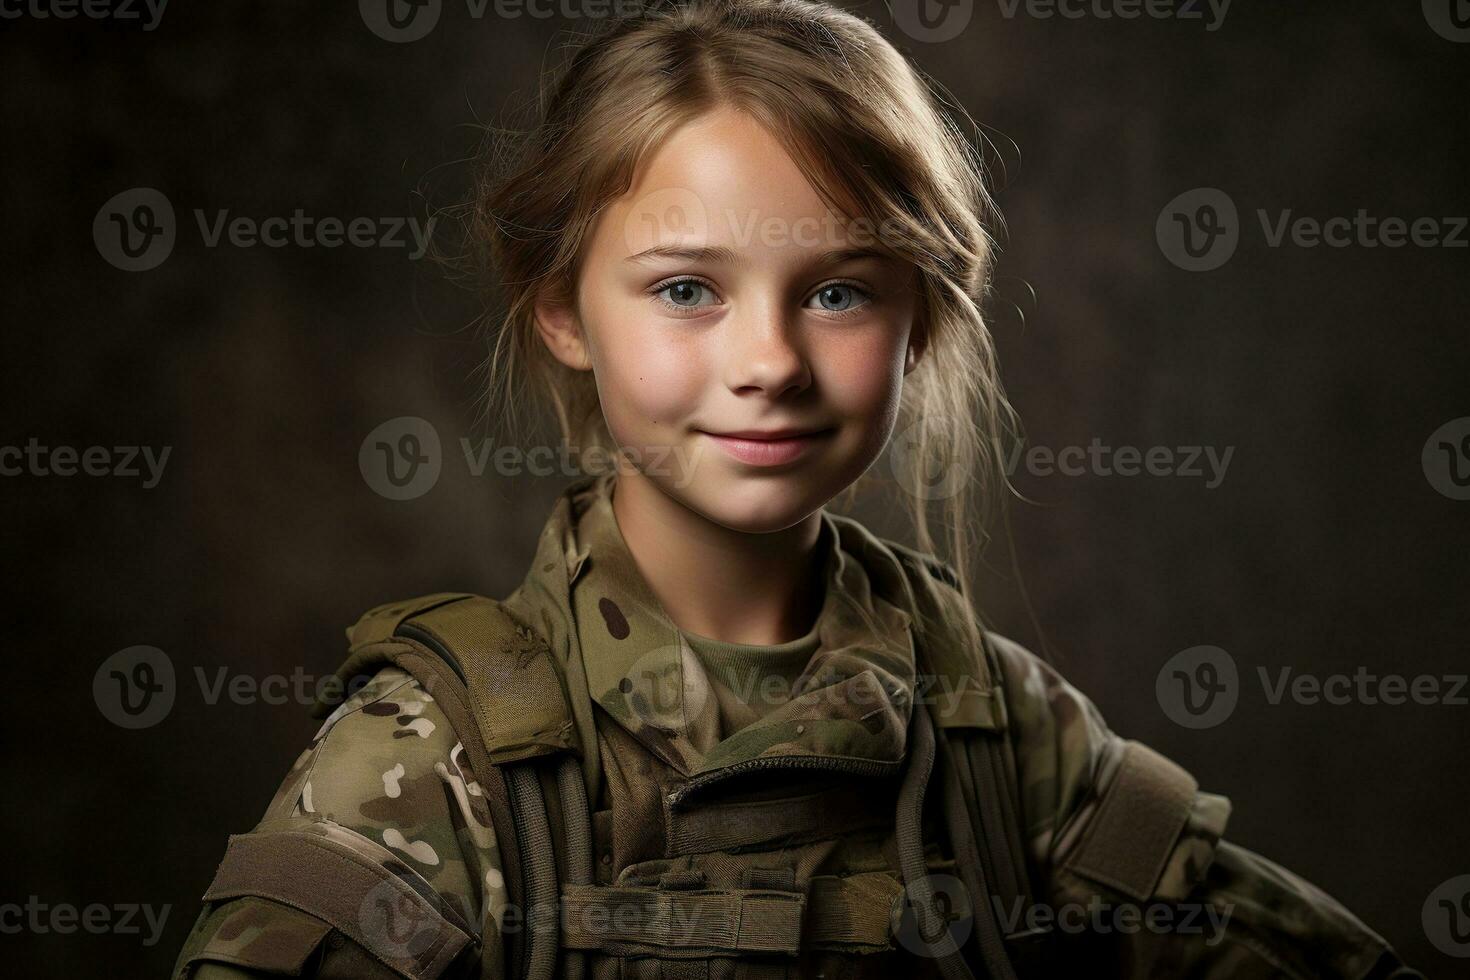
[699,427,833,467]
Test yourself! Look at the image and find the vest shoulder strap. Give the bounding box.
[325,593,589,980]
[883,545,1044,975]
[328,592,578,765]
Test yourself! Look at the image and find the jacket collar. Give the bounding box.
[546,474,917,779]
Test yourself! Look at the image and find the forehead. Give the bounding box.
[605,106,869,259]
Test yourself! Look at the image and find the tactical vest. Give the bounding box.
[313,519,1040,980]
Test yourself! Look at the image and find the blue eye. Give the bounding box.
[657,280,714,308]
[808,283,869,312]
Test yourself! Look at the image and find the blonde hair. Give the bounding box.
[456,0,1016,593]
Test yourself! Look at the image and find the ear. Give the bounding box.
[903,323,929,376]
[534,291,593,372]
[902,277,929,376]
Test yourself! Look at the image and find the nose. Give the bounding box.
[722,302,811,398]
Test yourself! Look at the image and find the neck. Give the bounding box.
[611,472,825,645]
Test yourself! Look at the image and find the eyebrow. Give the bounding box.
[624,244,894,267]
[625,244,743,265]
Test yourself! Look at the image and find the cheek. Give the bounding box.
[814,330,908,423]
[586,310,708,440]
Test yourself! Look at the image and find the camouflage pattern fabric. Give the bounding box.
[988,633,1418,978]
[175,667,502,978]
[562,477,919,778]
[175,474,1420,979]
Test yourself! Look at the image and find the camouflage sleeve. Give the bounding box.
[173,666,508,979]
[988,632,1420,979]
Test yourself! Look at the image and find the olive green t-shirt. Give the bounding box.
[682,625,821,738]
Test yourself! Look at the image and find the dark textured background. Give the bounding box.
[2,1,1466,975]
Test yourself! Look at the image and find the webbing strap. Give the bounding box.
[805,873,903,950]
[1067,740,1198,902]
[204,830,473,980]
[663,783,890,857]
[405,597,578,765]
[333,593,578,765]
[559,873,903,956]
[345,593,474,650]
[560,884,806,955]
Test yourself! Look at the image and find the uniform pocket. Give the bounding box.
[178,897,331,976]
[182,824,478,980]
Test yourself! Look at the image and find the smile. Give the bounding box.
[699,428,833,467]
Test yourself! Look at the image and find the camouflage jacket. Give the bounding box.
[174,475,1419,979]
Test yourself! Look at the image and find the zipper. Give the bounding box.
[668,753,900,809]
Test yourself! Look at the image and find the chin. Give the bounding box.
[671,475,831,535]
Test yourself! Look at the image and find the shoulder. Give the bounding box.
[260,664,504,926]
[975,633,1232,911]
[275,666,467,826]
[176,664,502,979]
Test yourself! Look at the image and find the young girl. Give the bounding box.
[174,2,1418,978]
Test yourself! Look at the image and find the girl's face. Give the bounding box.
[537,107,922,533]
